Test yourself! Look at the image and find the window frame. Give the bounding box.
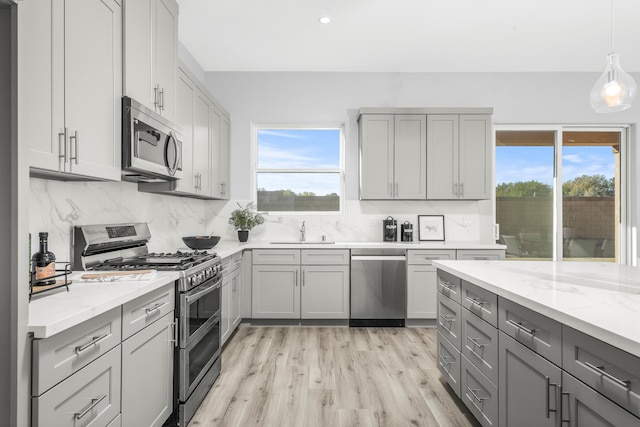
[251,123,346,215]
[493,124,631,264]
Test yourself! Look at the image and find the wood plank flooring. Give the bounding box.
[189,326,480,427]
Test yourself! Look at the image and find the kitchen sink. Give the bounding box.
[270,241,336,245]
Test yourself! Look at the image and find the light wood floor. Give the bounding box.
[189,326,481,427]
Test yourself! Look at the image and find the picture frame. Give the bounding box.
[418,215,445,241]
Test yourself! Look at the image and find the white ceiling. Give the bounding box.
[176,0,640,73]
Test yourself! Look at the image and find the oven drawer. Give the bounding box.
[461,308,498,386]
[498,296,562,366]
[437,269,462,304]
[122,283,175,340]
[32,307,121,396]
[461,280,498,327]
[32,345,121,427]
[252,249,301,265]
[562,325,640,418]
[437,291,461,350]
[438,331,461,397]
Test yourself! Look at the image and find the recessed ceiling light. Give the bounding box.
[318,16,331,24]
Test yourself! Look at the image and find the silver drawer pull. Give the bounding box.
[440,280,454,289]
[439,314,456,324]
[584,361,631,388]
[506,319,536,337]
[467,387,487,403]
[466,297,486,307]
[74,394,106,420]
[75,333,109,354]
[145,301,168,316]
[466,336,485,348]
[439,355,454,372]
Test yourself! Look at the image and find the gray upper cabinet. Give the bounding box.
[359,114,427,200]
[427,115,492,200]
[123,0,178,122]
[23,0,122,181]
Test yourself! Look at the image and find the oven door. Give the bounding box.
[179,316,220,401]
[180,274,221,348]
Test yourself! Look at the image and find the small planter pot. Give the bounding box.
[237,230,249,242]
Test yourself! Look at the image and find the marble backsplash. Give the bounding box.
[30,178,488,262]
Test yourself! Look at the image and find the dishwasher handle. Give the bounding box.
[351,255,406,261]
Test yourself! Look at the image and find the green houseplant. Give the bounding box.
[229,202,265,242]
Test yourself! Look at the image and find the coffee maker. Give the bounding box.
[401,221,413,242]
[383,216,398,242]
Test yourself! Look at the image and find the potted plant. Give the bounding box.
[228,202,265,242]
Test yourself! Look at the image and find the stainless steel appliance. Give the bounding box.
[383,216,398,242]
[350,248,406,327]
[72,223,222,427]
[122,96,183,183]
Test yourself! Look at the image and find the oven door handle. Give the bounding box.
[185,277,222,304]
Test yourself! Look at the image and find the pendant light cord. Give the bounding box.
[610,0,614,52]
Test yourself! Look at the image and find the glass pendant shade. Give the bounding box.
[590,52,637,113]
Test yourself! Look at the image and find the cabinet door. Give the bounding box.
[192,89,211,196]
[359,115,394,199]
[122,312,174,427]
[210,106,222,198]
[231,268,242,329]
[427,115,459,199]
[394,115,427,199]
[123,0,155,109]
[154,0,178,121]
[301,265,349,319]
[407,265,437,319]
[459,115,491,200]
[561,371,640,427]
[252,265,300,318]
[172,68,196,193]
[64,0,121,180]
[219,116,231,199]
[221,278,232,345]
[499,332,561,427]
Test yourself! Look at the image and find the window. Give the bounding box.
[495,126,628,263]
[254,126,343,213]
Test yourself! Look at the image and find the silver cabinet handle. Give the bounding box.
[74,394,106,420]
[466,336,485,349]
[439,355,454,372]
[154,84,160,108]
[467,387,486,403]
[460,182,464,197]
[159,87,165,111]
[69,130,79,164]
[395,182,399,197]
[145,301,168,316]
[506,319,536,337]
[466,336,486,360]
[58,128,68,163]
[466,296,486,307]
[453,183,458,197]
[75,333,109,354]
[295,269,298,287]
[169,320,177,346]
[560,389,571,424]
[440,280,455,297]
[546,376,559,418]
[583,361,631,388]
[302,270,305,286]
[439,314,456,326]
[388,183,393,197]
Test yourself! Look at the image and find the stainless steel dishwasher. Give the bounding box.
[350,248,406,327]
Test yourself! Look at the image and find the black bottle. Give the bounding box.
[31,232,56,285]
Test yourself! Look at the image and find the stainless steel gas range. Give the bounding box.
[72,223,222,427]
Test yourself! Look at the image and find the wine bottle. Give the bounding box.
[32,232,56,286]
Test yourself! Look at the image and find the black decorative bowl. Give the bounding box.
[182,236,221,250]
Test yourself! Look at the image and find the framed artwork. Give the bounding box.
[418,215,445,241]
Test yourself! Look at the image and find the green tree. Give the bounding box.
[496,180,552,197]
[562,174,614,197]
[297,191,316,197]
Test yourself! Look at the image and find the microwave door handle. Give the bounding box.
[166,133,180,176]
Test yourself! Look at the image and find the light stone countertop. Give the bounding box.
[433,260,640,358]
[28,271,179,339]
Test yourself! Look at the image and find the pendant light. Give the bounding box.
[590,0,637,113]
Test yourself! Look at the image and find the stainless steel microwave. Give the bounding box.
[122,96,183,183]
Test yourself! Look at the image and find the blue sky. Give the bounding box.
[257,129,341,195]
[496,145,615,185]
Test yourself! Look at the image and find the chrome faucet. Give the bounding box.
[300,221,306,242]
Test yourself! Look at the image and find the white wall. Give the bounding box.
[203,71,639,244]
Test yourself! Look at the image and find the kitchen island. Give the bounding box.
[433,260,640,427]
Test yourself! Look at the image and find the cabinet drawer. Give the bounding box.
[437,331,461,397]
[407,249,455,265]
[437,291,461,350]
[562,371,640,427]
[301,249,350,265]
[436,269,462,303]
[32,307,121,396]
[122,283,175,340]
[461,280,497,327]
[456,249,504,260]
[461,308,498,386]
[498,296,562,366]
[252,249,301,265]
[221,252,243,275]
[562,325,640,418]
[32,345,121,427]
[460,355,498,427]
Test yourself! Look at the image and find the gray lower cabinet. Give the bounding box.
[461,355,498,427]
[498,331,562,427]
[121,312,174,427]
[561,371,640,427]
[222,252,243,345]
[407,249,456,319]
[301,265,349,319]
[252,264,300,318]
